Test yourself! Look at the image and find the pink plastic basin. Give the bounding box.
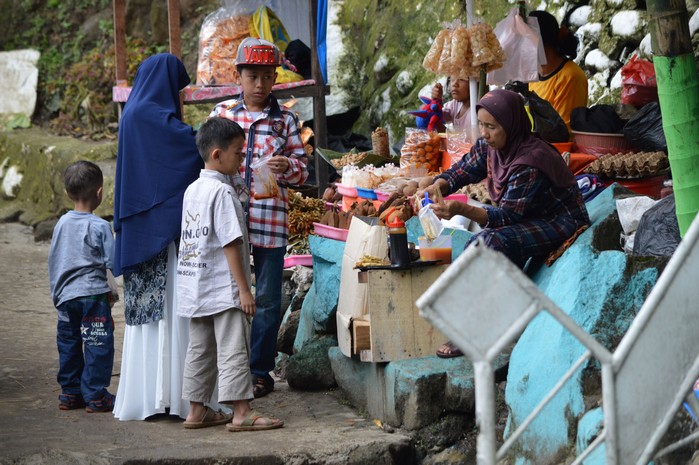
[283,255,313,268]
[313,222,349,242]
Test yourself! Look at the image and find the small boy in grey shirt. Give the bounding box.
[48,160,116,413]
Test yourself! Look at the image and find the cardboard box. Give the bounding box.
[336,216,388,357]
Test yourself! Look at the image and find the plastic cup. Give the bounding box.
[418,235,452,264]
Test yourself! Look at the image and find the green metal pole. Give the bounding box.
[647,0,699,236]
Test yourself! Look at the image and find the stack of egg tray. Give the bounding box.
[583,151,669,179]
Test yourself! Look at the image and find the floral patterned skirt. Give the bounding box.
[123,247,167,326]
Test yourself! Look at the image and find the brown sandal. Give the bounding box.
[252,377,274,398]
[436,341,464,358]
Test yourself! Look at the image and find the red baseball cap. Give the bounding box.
[236,37,281,67]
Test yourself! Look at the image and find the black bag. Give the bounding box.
[285,39,312,80]
[506,81,570,143]
[633,194,680,257]
[571,105,626,133]
[623,102,667,152]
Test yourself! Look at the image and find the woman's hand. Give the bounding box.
[417,177,449,200]
[430,200,465,220]
[431,200,487,226]
[267,155,289,174]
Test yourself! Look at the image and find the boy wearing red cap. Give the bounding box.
[209,37,308,398]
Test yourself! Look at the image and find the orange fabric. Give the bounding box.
[529,60,588,135]
[545,225,589,266]
[568,152,597,175]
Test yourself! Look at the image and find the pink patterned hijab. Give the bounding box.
[476,89,575,203]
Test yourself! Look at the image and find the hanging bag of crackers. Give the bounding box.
[423,19,505,79]
[196,1,261,85]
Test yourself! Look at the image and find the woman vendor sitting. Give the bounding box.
[420,89,590,358]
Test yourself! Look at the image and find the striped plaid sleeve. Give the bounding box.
[485,167,545,228]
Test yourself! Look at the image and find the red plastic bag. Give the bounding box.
[621,55,658,107]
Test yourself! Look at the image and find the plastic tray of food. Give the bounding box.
[445,193,469,203]
[313,222,350,242]
[375,190,391,202]
[356,187,378,200]
[283,255,313,268]
[316,147,399,173]
[335,183,358,198]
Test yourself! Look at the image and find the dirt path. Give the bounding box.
[0,222,412,465]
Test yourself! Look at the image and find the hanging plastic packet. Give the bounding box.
[418,192,443,241]
[251,156,280,199]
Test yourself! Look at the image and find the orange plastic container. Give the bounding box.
[418,236,452,265]
[419,247,452,264]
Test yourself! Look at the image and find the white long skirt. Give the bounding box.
[113,243,190,420]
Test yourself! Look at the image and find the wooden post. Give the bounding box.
[167,0,182,59]
[113,0,127,86]
[310,0,329,196]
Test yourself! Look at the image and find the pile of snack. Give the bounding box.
[583,151,669,178]
[317,200,378,229]
[341,164,401,189]
[287,189,326,255]
[330,152,371,169]
[423,20,506,78]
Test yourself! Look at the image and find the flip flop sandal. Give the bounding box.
[252,377,274,398]
[436,341,464,359]
[227,411,284,432]
[183,407,233,429]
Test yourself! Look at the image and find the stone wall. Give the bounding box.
[0,129,116,226]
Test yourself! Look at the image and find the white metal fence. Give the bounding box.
[417,214,699,464]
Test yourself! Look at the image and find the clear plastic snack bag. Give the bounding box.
[417,191,444,241]
[400,128,442,175]
[251,156,280,199]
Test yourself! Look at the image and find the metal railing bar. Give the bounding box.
[653,428,699,460]
[638,358,699,464]
[613,213,699,370]
[544,303,613,364]
[485,303,540,362]
[497,350,592,460]
[601,364,618,464]
[570,429,606,465]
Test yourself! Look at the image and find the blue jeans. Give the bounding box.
[56,294,114,402]
[249,246,285,385]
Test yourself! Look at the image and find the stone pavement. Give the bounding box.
[0,223,413,465]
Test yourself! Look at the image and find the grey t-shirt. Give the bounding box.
[48,211,114,307]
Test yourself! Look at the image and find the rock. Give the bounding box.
[33,219,57,242]
[576,407,604,460]
[293,235,344,352]
[330,346,510,431]
[0,129,116,225]
[285,335,338,391]
[0,50,40,118]
[504,185,662,464]
[277,309,300,356]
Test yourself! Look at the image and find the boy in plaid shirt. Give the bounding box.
[209,37,308,398]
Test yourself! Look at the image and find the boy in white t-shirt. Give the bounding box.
[178,117,283,432]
